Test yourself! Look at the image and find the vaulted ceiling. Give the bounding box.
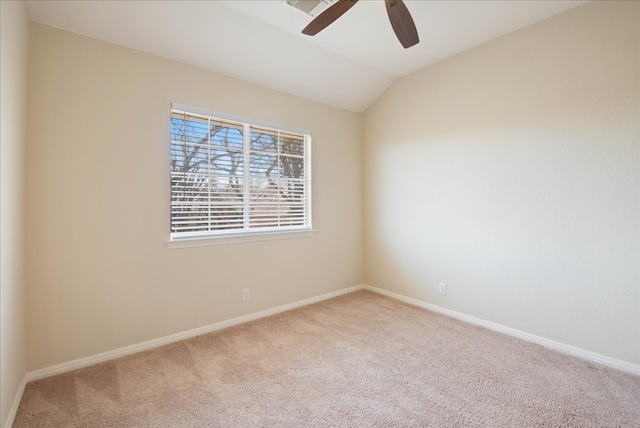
[27,0,586,112]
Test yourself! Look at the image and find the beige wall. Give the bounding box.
[364,1,640,365]
[1,0,29,425]
[26,24,363,370]
[22,0,640,374]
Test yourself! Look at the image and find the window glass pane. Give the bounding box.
[279,133,304,157]
[170,175,210,233]
[249,178,279,204]
[210,148,244,176]
[279,155,304,179]
[211,119,244,149]
[171,113,208,145]
[250,126,278,153]
[250,153,278,177]
[171,142,209,175]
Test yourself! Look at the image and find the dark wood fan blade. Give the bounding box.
[385,0,419,48]
[302,0,359,36]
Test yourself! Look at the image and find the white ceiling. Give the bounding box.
[27,0,586,112]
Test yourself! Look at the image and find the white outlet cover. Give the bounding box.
[438,283,446,295]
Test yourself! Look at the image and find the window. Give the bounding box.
[168,104,312,247]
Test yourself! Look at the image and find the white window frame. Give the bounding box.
[167,103,313,249]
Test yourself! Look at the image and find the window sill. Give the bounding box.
[166,229,315,249]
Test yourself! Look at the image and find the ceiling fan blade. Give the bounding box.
[302,0,359,36]
[385,0,419,48]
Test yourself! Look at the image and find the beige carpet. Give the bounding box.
[14,290,640,427]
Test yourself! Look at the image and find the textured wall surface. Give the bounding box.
[1,1,29,425]
[364,1,640,364]
[26,24,363,370]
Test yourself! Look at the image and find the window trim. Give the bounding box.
[167,229,314,249]
[167,103,313,248]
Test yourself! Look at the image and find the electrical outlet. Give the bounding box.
[242,289,250,301]
[438,283,446,296]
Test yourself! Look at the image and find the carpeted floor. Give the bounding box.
[14,290,640,427]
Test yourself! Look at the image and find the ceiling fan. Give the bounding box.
[302,0,419,48]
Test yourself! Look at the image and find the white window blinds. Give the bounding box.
[170,107,311,241]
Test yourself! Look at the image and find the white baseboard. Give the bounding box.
[23,282,640,386]
[363,285,640,376]
[26,285,365,382]
[4,376,27,428]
